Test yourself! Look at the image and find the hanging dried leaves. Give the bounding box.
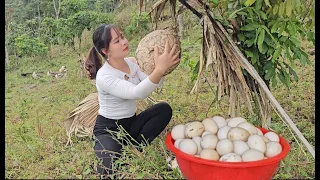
[189,15,253,117]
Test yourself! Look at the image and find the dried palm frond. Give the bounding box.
[63,92,99,146]
[147,0,169,30]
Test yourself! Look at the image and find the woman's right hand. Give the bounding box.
[153,40,180,76]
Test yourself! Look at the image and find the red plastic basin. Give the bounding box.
[165,127,290,180]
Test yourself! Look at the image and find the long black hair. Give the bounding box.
[85,24,121,80]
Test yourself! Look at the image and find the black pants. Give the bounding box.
[93,102,172,176]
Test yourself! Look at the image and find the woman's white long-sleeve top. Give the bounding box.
[96,58,164,119]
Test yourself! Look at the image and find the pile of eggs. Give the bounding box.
[171,116,283,162]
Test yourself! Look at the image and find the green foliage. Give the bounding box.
[93,12,115,28]
[7,0,57,23]
[54,11,114,48]
[24,19,39,37]
[124,12,151,39]
[93,0,121,13]
[39,17,59,45]
[69,11,97,40]
[14,34,48,57]
[182,53,199,84]
[54,18,75,46]
[6,0,116,58]
[212,0,315,88]
[6,21,26,52]
[60,0,88,18]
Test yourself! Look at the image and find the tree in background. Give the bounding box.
[5,0,117,63]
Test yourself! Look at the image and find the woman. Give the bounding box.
[85,24,180,176]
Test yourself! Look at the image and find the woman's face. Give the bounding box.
[106,28,130,59]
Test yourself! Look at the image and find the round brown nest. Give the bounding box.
[135,28,181,76]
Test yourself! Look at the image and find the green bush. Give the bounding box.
[124,12,151,39]
[14,34,48,57]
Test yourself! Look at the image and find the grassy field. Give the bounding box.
[5,13,314,180]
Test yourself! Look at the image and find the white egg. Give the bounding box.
[233,140,250,155]
[242,149,265,162]
[219,153,242,162]
[225,118,232,124]
[264,132,280,142]
[178,139,198,155]
[174,138,183,149]
[216,138,234,156]
[227,127,250,141]
[201,134,219,149]
[260,135,271,143]
[217,125,231,140]
[265,141,282,158]
[192,136,203,155]
[211,115,227,129]
[256,127,263,136]
[247,135,267,153]
[201,131,214,137]
[237,122,257,135]
[171,124,185,140]
[202,118,218,134]
[185,121,205,138]
[227,117,247,127]
[199,148,220,161]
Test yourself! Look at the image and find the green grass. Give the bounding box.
[5,26,314,179]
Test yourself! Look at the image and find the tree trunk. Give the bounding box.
[5,45,10,67]
[53,0,61,20]
[14,49,19,66]
[37,0,41,34]
[144,0,147,11]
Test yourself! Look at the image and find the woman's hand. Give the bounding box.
[153,40,180,76]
